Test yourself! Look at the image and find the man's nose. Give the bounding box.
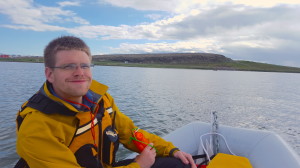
[73,65,85,75]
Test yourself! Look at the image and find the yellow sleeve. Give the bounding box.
[16,110,81,168]
[105,93,178,157]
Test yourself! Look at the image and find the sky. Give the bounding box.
[1,0,300,67]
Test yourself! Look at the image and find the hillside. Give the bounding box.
[1,53,300,73]
[93,53,232,64]
[93,53,300,73]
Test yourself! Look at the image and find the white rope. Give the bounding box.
[134,128,140,133]
[200,132,236,162]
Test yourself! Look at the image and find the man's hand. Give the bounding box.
[135,143,156,168]
[173,150,197,168]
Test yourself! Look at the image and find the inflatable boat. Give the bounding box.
[162,121,300,168]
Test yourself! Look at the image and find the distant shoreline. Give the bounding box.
[91,61,300,73]
[1,54,300,73]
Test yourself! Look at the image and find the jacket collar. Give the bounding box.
[41,80,109,112]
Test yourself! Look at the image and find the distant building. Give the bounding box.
[0,54,10,58]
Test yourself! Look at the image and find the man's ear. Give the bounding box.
[45,67,54,83]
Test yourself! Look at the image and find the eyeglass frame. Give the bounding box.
[49,63,94,71]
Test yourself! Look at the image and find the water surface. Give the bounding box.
[0,62,299,167]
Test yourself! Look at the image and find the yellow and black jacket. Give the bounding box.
[16,80,178,168]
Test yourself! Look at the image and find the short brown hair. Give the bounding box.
[44,36,91,67]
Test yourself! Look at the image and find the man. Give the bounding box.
[15,36,196,168]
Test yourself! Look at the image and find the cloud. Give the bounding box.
[85,3,299,66]
[70,4,300,42]
[67,10,196,40]
[58,1,81,7]
[2,0,299,41]
[1,0,300,66]
[98,0,300,13]
[145,14,164,20]
[2,24,66,32]
[108,39,222,54]
[217,0,300,8]
[223,42,300,67]
[62,3,300,67]
[68,25,125,38]
[0,0,89,31]
[99,0,181,12]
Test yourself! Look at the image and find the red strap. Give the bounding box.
[62,96,100,148]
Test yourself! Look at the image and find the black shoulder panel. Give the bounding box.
[26,92,77,116]
[96,98,105,119]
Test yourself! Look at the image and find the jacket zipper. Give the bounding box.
[96,98,104,168]
[98,119,103,167]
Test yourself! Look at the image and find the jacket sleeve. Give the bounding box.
[105,93,178,158]
[16,109,82,168]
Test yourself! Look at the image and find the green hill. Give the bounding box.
[2,53,300,73]
[93,53,300,73]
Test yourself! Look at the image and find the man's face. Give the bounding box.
[45,50,92,102]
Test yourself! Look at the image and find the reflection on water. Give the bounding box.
[0,62,299,167]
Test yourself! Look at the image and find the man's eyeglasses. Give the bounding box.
[50,63,94,71]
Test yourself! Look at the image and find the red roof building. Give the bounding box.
[0,55,10,58]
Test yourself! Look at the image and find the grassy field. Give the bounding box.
[2,57,300,73]
[0,57,43,63]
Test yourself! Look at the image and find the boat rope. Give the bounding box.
[200,132,236,162]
